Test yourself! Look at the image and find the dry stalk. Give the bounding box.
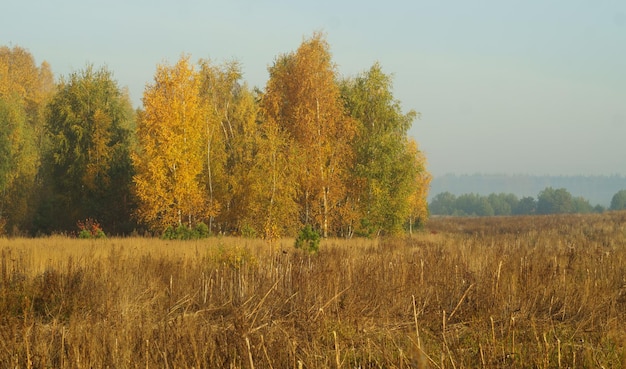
[412,295,421,349]
[312,286,350,321]
[334,330,341,369]
[260,335,274,369]
[447,283,473,322]
[441,310,457,369]
[490,316,496,347]
[246,336,255,369]
[494,260,503,296]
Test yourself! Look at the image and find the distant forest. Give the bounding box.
[430,174,626,207]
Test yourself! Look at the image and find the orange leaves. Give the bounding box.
[132,34,431,237]
[262,33,356,237]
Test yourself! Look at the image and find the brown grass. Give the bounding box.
[1,212,626,368]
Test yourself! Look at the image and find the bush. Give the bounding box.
[194,222,210,238]
[76,219,106,239]
[240,223,257,238]
[294,225,320,253]
[162,222,210,240]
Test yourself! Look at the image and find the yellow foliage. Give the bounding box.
[407,138,431,227]
[134,56,209,231]
[262,32,356,237]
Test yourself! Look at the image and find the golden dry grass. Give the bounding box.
[1,212,626,368]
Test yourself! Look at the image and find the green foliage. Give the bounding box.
[0,88,42,233]
[429,192,457,215]
[294,225,320,253]
[240,223,257,238]
[610,190,626,210]
[572,196,594,214]
[430,188,604,217]
[537,187,574,214]
[195,222,210,238]
[162,222,210,240]
[44,64,136,234]
[514,196,537,215]
[76,219,106,239]
[341,63,425,236]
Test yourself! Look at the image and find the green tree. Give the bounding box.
[44,65,135,233]
[610,189,626,210]
[537,187,573,214]
[572,196,594,214]
[0,97,34,233]
[455,193,494,216]
[488,193,517,216]
[0,46,54,234]
[341,63,426,236]
[429,192,456,215]
[514,196,537,215]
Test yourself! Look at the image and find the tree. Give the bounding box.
[261,32,355,237]
[341,63,427,236]
[252,118,300,239]
[514,196,537,215]
[0,46,54,233]
[406,139,431,233]
[133,56,208,232]
[572,196,594,214]
[196,59,234,233]
[455,193,494,216]
[488,193,518,216]
[44,65,135,233]
[429,192,457,216]
[536,187,573,214]
[610,190,626,211]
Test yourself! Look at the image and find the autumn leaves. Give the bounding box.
[0,34,429,237]
[134,33,430,237]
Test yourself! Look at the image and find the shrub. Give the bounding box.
[240,223,257,238]
[194,222,210,238]
[76,219,106,239]
[162,222,210,240]
[294,224,320,253]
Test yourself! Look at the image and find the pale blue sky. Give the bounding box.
[2,0,625,176]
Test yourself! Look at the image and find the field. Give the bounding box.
[1,213,626,368]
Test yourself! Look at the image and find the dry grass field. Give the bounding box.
[1,212,626,368]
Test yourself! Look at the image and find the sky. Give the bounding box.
[2,0,625,177]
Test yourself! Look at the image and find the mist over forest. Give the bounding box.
[430,173,626,207]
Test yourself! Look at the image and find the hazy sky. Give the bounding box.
[2,0,625,177]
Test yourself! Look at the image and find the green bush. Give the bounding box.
[294,225,320,253]
[162,222,210,240]
[194,222,210,238]
[240,223,257,238]
[77,219,106,239]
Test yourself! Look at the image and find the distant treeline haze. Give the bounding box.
[431,173,626,207]
[0,33,430,237]
[430,188,626,217]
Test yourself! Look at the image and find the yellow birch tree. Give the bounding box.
[406,138,431,233]
[133,56,208,232]
[262,32,355,237]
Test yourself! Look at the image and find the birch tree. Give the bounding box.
[262,32,355,237]
[134,56,208,232]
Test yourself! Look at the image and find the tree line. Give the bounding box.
[430,187,626,217]
[0,33,430,238]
